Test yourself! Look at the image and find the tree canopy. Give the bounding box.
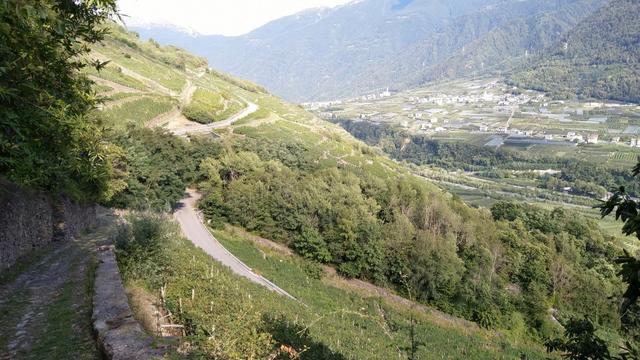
[0,0,118,201]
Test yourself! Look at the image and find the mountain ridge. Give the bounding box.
[131,0,607,102]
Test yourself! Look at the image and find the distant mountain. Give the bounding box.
[130,0,494,101]
[132,0,608,102]
[509,0,640,103]
[361,0,607,91]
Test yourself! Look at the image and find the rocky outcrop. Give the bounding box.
[92,246,164,360]
[0,179,97,271]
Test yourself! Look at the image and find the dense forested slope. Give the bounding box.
[510,0,640,102]
[356,0,606,94]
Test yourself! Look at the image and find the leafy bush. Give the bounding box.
[196,138,624,339]
[107,129,221,211]
[301,261,324,280]
[292,227,332,263]
[115,213,174,288]
[0,0,118,202]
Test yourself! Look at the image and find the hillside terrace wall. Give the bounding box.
[0,180,97,271]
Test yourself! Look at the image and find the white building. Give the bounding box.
[567,132,585,143]
[587,134,599,144]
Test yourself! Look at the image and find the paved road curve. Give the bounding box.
[174,190,296,301]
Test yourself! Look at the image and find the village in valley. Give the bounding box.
[304,78,640,153]
[302,77,640,214]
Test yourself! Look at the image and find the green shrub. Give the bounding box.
[107,128,222,211]
[114,213,174,288]
[302,261,324,280]
[292,227,332,263]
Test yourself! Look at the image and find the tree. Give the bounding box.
[0,0,118,201]
[599,178,640,313]
[546,317,612,360]
[293,226,332,263]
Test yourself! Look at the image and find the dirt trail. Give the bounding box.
[180,79,197,105]
[0,222,113,359]
[146,108,197,129]
[171,100,259,136]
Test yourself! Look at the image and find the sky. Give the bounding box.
[118,0,353,36]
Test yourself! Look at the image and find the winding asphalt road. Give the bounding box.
[174,190,296,301]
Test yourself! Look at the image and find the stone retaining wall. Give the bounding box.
[0,180,97,271]
[93,246,164,359]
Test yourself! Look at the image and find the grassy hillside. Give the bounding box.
[510,0,640,103]
[84,23,632,358]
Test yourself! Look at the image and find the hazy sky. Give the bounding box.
[118,0,353,36]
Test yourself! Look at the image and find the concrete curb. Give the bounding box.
[92,246,165,360]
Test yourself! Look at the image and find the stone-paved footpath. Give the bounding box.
[0,228,109,360]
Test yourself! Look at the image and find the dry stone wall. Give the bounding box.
[0,180,97,271]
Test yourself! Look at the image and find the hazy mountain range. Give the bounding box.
[131,0,638,102]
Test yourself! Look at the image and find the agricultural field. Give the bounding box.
[312,77,640,170]
[84,63,147,91]
[311,77,640,247]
